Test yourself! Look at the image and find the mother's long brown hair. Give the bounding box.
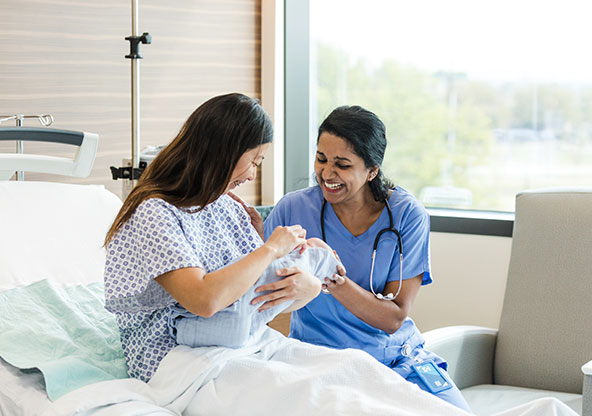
[105,93,273,245]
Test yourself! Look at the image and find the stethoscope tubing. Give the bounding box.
[320,198,404,300]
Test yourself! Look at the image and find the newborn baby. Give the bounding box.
[168,237,342,348]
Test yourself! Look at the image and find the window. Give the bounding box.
[306,0,592,213]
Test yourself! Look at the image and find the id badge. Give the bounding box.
[411,360,453,394]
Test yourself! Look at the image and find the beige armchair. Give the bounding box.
[424,188,592,415]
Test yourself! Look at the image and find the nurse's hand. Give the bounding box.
[321,262,347,293]
[252,267,321,312]
[228,191,264,239]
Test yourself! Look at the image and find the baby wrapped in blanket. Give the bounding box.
[168,237,342,348]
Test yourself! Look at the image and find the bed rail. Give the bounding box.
[0,127,98,180]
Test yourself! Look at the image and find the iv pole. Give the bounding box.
[130,0,141,188]
[126,0,151,187]
[111,0,151,191]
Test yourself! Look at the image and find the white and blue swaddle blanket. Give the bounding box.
[168,247,341,348]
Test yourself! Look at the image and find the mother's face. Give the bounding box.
[314,132,378,206]
[225,143,271,193]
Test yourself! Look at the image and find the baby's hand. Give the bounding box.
[332,250,342,262]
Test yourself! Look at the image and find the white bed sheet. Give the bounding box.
[45,328,468,416]
[42,328,580,416]
[0,358,51,416]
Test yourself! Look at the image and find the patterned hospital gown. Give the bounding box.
[104,195,262,382]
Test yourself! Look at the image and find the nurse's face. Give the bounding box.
[225,143,270,193]
[315,132,378,206]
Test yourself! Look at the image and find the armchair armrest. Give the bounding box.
[582,360,592,416]
[423,325,498,389]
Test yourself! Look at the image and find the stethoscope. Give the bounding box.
[320,198,404,301]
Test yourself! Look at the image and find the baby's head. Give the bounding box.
[302,237,346,284]
[305,237,332,251]
[303,238,344,274]
[293,238,344,276]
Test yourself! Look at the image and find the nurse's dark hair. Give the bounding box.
[105,92,273,245]
[318,105,393,201]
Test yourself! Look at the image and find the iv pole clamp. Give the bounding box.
[125,32,152,60]
[110,0,151,190]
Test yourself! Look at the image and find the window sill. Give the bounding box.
[256,205,514,238]
[428,208,514,237]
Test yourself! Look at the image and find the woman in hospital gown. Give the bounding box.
[103,93,321,381]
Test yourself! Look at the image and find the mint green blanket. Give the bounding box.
[0,279,129,400]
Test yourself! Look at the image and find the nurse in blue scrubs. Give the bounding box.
[261,105,471,411]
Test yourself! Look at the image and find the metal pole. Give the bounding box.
[120,4,150,196]
[1,113,53,181]
[130,0,140,188]
[16,115,24,181]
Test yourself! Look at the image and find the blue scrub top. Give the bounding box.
[264,186,433,366]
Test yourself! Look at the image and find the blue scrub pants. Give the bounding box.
[386,344,472,413]
[406,368,471,413]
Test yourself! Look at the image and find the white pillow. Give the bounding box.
[0,181,122,290]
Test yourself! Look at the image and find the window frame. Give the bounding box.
[281,0,513,237]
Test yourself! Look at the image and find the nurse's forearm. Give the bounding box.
[328,278,409,334]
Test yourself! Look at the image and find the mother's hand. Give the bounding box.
[251,267,321,312]
[264,225,306,259]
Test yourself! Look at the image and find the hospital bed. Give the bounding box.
[0,127,582,416]
[0,126,125,414]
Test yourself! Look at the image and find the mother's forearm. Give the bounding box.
[282,297,312,313]
[202,245,280,314]
[157,244,278,317]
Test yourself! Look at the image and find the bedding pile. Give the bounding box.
[0,279,581,416]
[46,328,470,416]
[43,328,580,416]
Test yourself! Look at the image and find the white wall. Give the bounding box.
[411,232,513,332]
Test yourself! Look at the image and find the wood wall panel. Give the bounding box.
[0,0,262,203]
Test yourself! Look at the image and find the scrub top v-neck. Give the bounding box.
[264,185,432,365]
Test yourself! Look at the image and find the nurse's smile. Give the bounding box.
[323,181,344,192]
